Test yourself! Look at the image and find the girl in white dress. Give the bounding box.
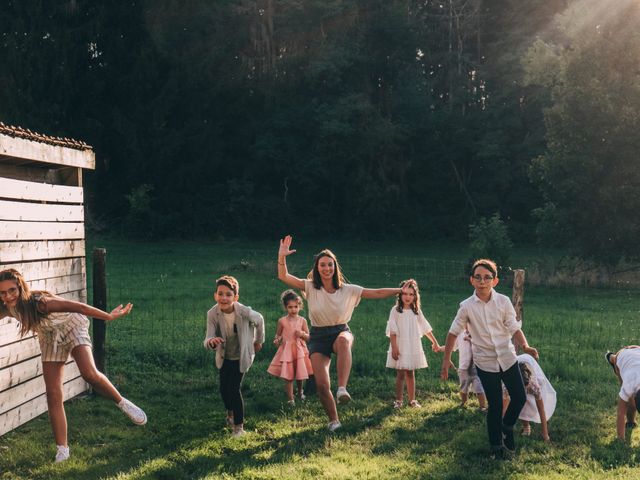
[386,279,442,408]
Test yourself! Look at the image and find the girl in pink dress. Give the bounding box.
[268,290,313,404]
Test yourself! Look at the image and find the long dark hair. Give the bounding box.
[308,249,345,290]
[0,269,50,336]
[396,279,421,315]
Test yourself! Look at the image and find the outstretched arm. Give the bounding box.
[512,330,538,360]
[361,287,402,299]
[277,235,305,290]
[440,332,458,380]
[44,297,132,321]
[536,397,550,442]
[425,331,441,352]
[617,397,628,440]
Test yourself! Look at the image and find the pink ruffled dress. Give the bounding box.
[267,316,313,381]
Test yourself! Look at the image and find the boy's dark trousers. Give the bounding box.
[476,361,526,449]
[219,359,245,425]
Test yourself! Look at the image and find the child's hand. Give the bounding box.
[254,342,263,352]
[431,344,443,353]
[109,303,133,320]
[208,337,224,348]
[523,345,539,360]
[440,359,455,380]
[391,346,400,360]
[273,336,281,346]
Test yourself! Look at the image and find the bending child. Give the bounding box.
[0,269,146,463]
[386,279,442,409]
[502,354,555,442]
[267,290,313,405]
[440,259,538,458]
[605,346,640,441]
[203,275,265,437]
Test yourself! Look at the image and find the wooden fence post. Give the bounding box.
[92,248,107,373]
[511,269,525,323]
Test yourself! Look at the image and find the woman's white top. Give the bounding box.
[303,279,363,327]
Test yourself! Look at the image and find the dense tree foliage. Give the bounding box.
[524,0,640,261]
[5,0,634,258]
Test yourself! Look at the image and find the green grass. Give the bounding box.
[1,239,640,479]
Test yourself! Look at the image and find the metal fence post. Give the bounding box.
[92,248,107,373]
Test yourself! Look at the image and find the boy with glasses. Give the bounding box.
[440,259,539,458]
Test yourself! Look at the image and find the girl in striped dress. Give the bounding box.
[0,268,146,463]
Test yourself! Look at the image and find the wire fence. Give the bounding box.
[86,247,640,387]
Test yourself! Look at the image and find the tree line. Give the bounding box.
[1,0,638,262]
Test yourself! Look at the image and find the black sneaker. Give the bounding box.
[502,425,516,452]
[625,421,637,429]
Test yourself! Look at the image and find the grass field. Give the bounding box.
[1,239,640,479]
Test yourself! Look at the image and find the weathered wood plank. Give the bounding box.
[0,240,85,263]
[0,221,85,241]
[0,320,28,347]
[0,337,40,369]
[0,133,95,170]
[0,200,84,222]
[0,357,73,392]
[0,361,81,414]
[0,177,83,203]
[0,258,85,281]
[27,273,86,295]
[0,376,88,436]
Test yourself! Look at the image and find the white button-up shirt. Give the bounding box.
[617,347,640,402]
[449,290,521,373]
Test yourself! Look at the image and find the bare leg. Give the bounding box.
[310,353,338,422]
[478,393,487,410]
[71,346,122,402]
[460,391,468,406]
[395,370,405,402]
[285,380,294,401]
[627,396,637,425]
[42,362,67,447]
[296,380,304,397]
[334,332,353,389]
[406,370,416,402]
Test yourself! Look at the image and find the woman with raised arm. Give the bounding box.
[277,235,403,431]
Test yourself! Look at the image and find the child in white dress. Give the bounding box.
[386,279,442,408]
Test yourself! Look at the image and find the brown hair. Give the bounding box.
[396,278,421,315]
[281,289,303,310]
[470,258,498,278]
[308,249,345,290]
[215,275,239,295]
[518,362,533,386]
[0,269,50,336]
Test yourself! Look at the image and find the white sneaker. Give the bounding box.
[232,427,246,438]
[118,398,147,425]
[336,387,351,404]
[327,420,342,432]
[55,445,69,463]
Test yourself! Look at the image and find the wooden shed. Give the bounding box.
[0,122,95,436]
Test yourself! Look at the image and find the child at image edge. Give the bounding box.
[203,275,265,437]
[386,279,442,408]
[268,289,313,404]
[0,268,147,463]
[440,259,538,458]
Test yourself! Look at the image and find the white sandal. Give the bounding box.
[393,400,403,409]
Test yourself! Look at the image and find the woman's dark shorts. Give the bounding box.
[308,324,351,358]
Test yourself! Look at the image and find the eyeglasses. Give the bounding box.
[472,275,494,282]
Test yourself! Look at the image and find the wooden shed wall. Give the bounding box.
[0,137,94,436]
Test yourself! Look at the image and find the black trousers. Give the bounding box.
[219,359,245,426]
[476,361,526,447]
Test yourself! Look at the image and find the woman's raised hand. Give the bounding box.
[279,235,297,257]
